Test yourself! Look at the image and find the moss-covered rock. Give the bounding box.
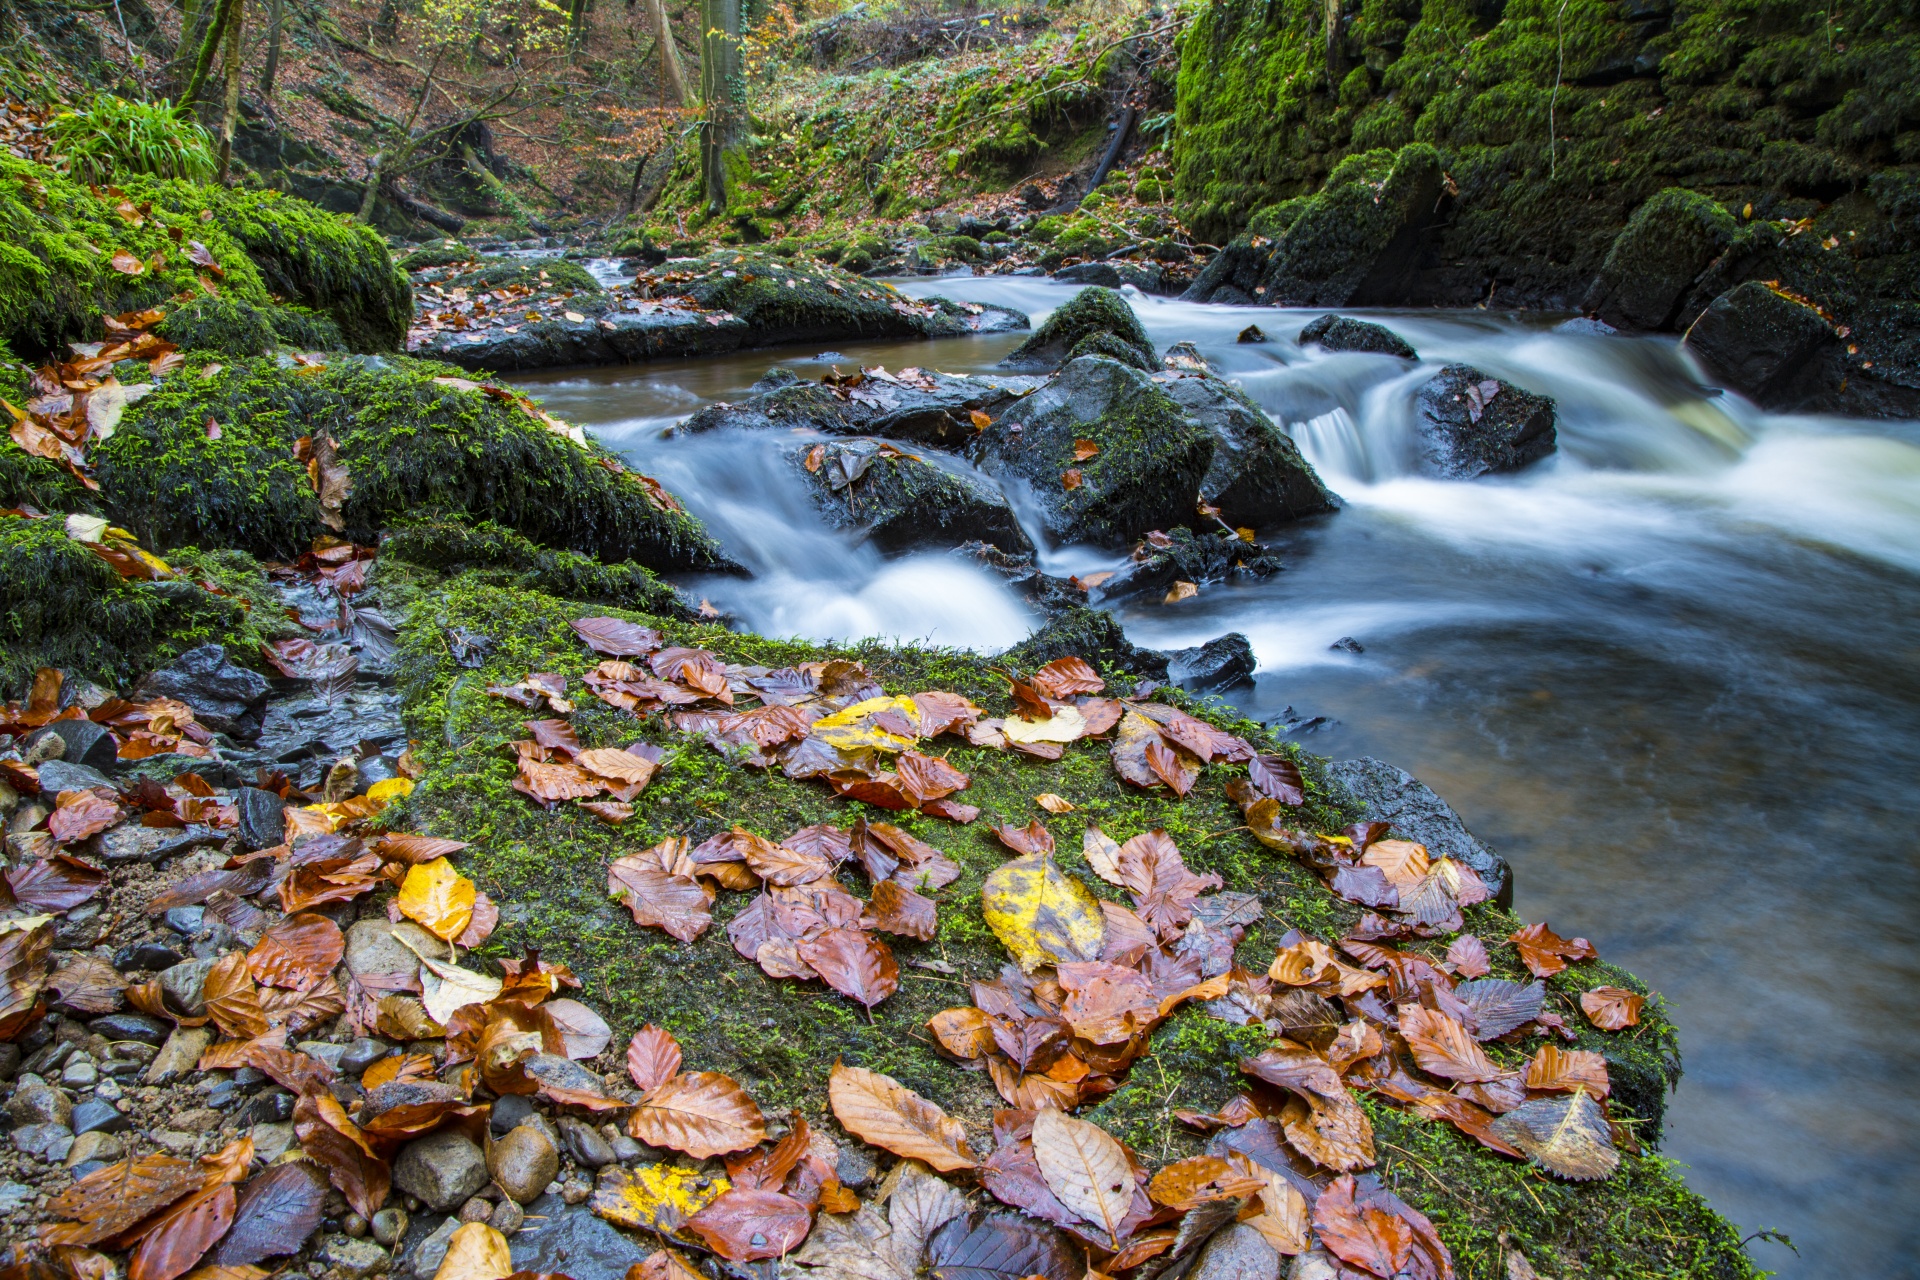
[1158,370,1339,529]
[1298,314,1418,358]
[92,354,730,571]
[378,515,700,620]
[1068,330,1156,372]
[1001,286,1155,373]
[679,368,1043,449]
[0,515,270,696]
[789,437,1034,556]
[0,447,96,515]
[155,296,345,357]
[445,259,603,296]
[398,244,478,272]
[1414,364,1559,479]
[1582,189,1741,332]
[972,355,1212,547]
[0,156,409,357]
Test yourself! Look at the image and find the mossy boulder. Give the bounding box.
[398,244,478,272]
[92,354,729,570]
[446,259,603,296]
[679,368,1043,449]
[1414,365,1558,480]
[1000,287,1154,373]
[155,295,345,357]
[971,355,1212,547]
[1298,314,1418,359]
[1068,330,1155,372]
[788,438,1033,557]
[1582,190,1741,332]
[671,253,1019,345]
[1680,281,1848,414]
[0,156,409,357]
[0,447,96,515]
[1157,370,1339,530]
[0,515,271,696]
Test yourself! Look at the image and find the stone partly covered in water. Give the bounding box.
[1086,526,1286,604]
[679,366,1043,448]
[1157,365,1338,530]
[408,251,1026,372]
[1582,188,1744,333]
[132,644,269,742]
[1298,314,1418,359]
[999,286,1156,372]
[1681,281,1849,414]
[1412,365,1557,479]
[1165,632,1258,693]
[790,438,1034,557]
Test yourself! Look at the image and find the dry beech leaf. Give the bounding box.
[201,953,271,1039]
[627,1071,766,1159]
[128,1182,235,1280]
[1030,1108,1135,1243]
[980,854,1105,973]
[608,854,713,942]
[868,880,938,941]
[396,858,476,942]
[628,1248,706,1280]
[1247,754,1305,805]
[211,1161,327,1266]
[1524,1045,1611,1097]
[828,1062,976,1172]
[41,1151,203,1245]
[293,1091,388,1220]
[626,1025,683,1093]
[1489,1089,1619,1181]
[1510,921,1597,978]
[433,1222,513,1280]
[571,616,663,657]
[1082,826,1125,888]
[1580,985,1645,1030]
[245,914,344,991]
[1398,1006,1509,1083]
[1072,439,1100,461]
[544,998,612,1059]
[1033,793,1075,814]
[1444,934,1491,978]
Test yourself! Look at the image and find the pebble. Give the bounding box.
[560,1179,591,1206]
[14,1122,75,1162]
[343,1213,369,1238]
[487,1124,559,1204]
[297,1040,349,1071]
[61,1058,97,1088]
[392,1131,489,1211]
[0,1182,33,1214]
[93,1078,123,1102]
[5,1082,72,1128]
[111,942,185,973]
[64,1131,123,1167]
[145,1026,213,1084]
[557,1116,615,1168]
[163,906,206,937]
[319,1233,389,1279]
[607,1133,644,1163]
[458,1196,494,1224]
[339,1037,392,1076]
[489,1198,525,1234]
[1190,1223,1280,1280]
[0,1043,18,1082]
[156,957,218,1018]
[488,1093,533,1137]
[371,1206,409,1247]
[151,1130,196,1154]
[409,1216,460,1279]
[70,1099,130,1135]
[251,1121,296,1162]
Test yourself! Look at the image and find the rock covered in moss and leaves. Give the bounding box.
[93,354,728,570]
[378,515,701,620]
[789,438,1033,557]
[1582,189,1744,332]
[1068,329,1155,372]
[0,155,409,357]
[1324,757,1513,911]
[1157,369,1338,530]
[1680,281,1852,414]
[0,515,270,695]
[1002,603,1170,680]
[154,295,345,357]
[680,366,1042,448]
[1413,365,1558,479]
[1183,146,1445,308]
[1088,526,1287,605]
[971,355,1211,547]
[1297,314,1417,359]
[1000,286,1155,372]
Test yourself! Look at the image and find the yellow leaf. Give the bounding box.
[811,696,921,752]
[433,1222,512,1280]
[1002,704,1087,744]
[368,777,415,806]
[980,854,1105,972]
[1164,581,1198,603]
[393,930,501,1022]
[397,858,477,942]
[588,1162,728,1233]
[1034,793,1075,813]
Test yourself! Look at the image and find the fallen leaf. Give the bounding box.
[828,1062,976,1172]
[628,1071,766,1159]
[1454,978,1544,1039]
[626,1025,683,1093]
[608,856,713,942]
[1073,439,1099,461]
[110,250,145,274]
[201,953,271,1039]
[245,914,344,992]
[1248,754,1305,805]
[970,410,992,431]
[1524,1045,1611,1097]
[433,1222,512,1280]
[1030,1109,1135,1243]
[1444,935,1491,978]
[544,998,612,1059]
[1145,1155,1264,1210]
[589,1163,726,1237]
[1034,793,1074,814]
[980,854,1105,972]
[1310,1176,1413,1279]
[868,880,938,941]
[7,853,107,909]
[128,1183,235,1280]
[686,1188,812,1261]
[210,1161,327,1266]
[923,1210,1079,1280]
[1489,1089,1619,1181]
[1510,922,1596,978]
[1398,1006,1509,1083]
[571,616,663,656]
[1061,468,1082,490]
[1164,581,1198,603]
[1580,986,1645,1031]
[396,859,477,943]
[293,1091,388,1220]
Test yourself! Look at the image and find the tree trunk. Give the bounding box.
[698,0,743,214]
[173,0,209,89]
[217,0,246,181]
[177,0,241,112]
[357,150,385,223]
[261,0,284,98]
[646,0,693,107]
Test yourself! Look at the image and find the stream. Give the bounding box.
[513,276,1920,1277]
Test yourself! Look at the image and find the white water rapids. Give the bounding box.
[515,277,1920,1277]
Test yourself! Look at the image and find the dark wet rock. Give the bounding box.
[1068,330,1156,372]
[1678,281,1920,417]
[1583,188,1740,331]
[394,1131,490,1211]
[1003,605,1170,682]
[972,356,1211,547]
[1323,757,1512,906]
[1237,325,1269,343]
[1055,261,1123,287]
[791,439,1034,557]
[749,366,806,394]
[1167,633,1258,693]
[490,1092,536,1137]
[70,1099,131,1135]
[34,760,116,793]
[340,1037,393,1076]
[111,942,183,973]
[1113,261,1168,294]
[1555,317,1617,336]
[1298,314,1418,358]
[406,1216,461,1279]
[488,1124,560,1204]
[145,1027,212,1085]
[1088,526,1286,604]
[253,682,408,795]
[234,787,286,852]
[6,1083,72,1128]
[132,644,270,741]
[557,1117,616,1169]
[1157,371,1339,530]
[679,369,1042,449]
[89,1011,173,1045]
[1413,365,1557,479]
[1183,144,1445,308]
[13,1122,73,1162]
[508,1194,652,1276]
[1331,636,1364,654]
[23,719,117,772]
[91,823,225,865]
[1001,287,1155,373]
[163,906,206,937]
[947,544,1085,616]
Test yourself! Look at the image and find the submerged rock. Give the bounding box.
[791,439,1033,556]
[1166,633,1258,693]
[1000,287,1155,372]
[1088,526,1285,604]
[679,368,1042,448]
[1298,314,1418,359]
[1412,365,1557,479]
[1157,370,1338,530]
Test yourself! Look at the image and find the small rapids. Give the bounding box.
[513,280,1920,1277]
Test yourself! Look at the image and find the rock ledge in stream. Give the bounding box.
[678,368,1042,449]
[1323,757,1512,907]
[789,438,1034,557]
[1413,365,1557,479]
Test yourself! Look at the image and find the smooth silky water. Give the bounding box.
[515,277,1920,1276]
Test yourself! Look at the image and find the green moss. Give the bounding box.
[1001,285,1155,371]
[0,515,269,696]
[93,354,730,571]
[155,296,346,357]
[0,448,96,515]
[384,574,1746,1276]
[446,259,603,296]
[379,514,699,620]
[398,244,477,272]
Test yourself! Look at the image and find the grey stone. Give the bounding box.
[679,367,1041,451]
[371,1206,410,1247]
[459,1196,494,1224]
[1190,1222,1281,1280]
[1159,370,1337,529]
[60,1058,97,1087]
[1001,286,1154,373]
[393,1131,489,1212]
[0,1043,18,1082]
[1679,280,1896,415]
[0,1181,35,1214]
[163,906,206,936]
[606,1133,644,1164]
[409,1216,460,1279]
[299,1040,349,1071]
[1289,1249,1342,1280]
[25,720,117,772]
[339,1037,392,1075]
[1238,324,1268,343]
[111,942,184,973]
[14,1122,75,1162]
[344,919,443,981]
[146,1026,215,1084]
[490,1197,525,1233]
[835,1142,879,1190]
[157,956,218,1018]
[1324,756,1513,905]
[1583,188,1738,331]
[70,1099,129,1135]
[1298,314,1417,359]
[556,1116,615,1169]
[234,788,287,852]
[319,1234,389,1279]
[64,1130,124,1167]
[7,1083,71,1127]
[34,760,116,793]
[507,1197,651,1277]
[488,1125,560,1204]
[1167,632,1258,693]
[251,1121,297,1162]
[791,438,1033,556]
[1054,261,1123,288]
[1413,365,1556,479]
[489,1093,534,1137]
[132,644,270,740]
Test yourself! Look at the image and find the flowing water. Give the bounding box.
[515,277,1920,1277]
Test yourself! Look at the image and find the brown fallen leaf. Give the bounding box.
[828,1062,976,1172]
[127,1182,234,1280]
[45,956,126,1015]
[1510,921,1597,978]
[1164,581,1198,603]
[1489,1089,1619,1181]
[1444,934,1491,978]
[1030,1108,1136,1244]
[246,914,344,992]
[627,1072,766,1159]
[1034,793,1075,814]
[293,1091,388,1220]
[8,852,108,908]
[867,880,937,941]
[685,1188,812,1261]
[1073,439,1100,461]
[40,1151,204,1245]
[201,954,271,1040]
[1398,1006,1509,1084]
[1061,468,1083,490]
[626,1025,683,1094]
[799,928,899,1010]
[1580,985,1645,1030]
[1524,1045,1611,1097]
[608,854,713,943]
